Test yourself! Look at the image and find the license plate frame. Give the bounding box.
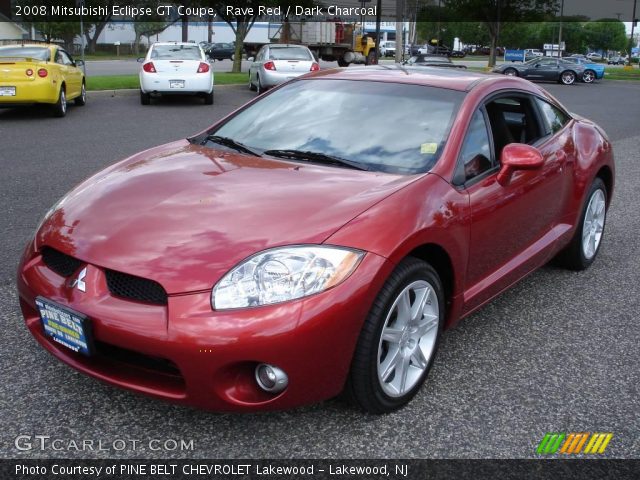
[0,86,16,96]
[169,80,185,89]
[36,297,94,357]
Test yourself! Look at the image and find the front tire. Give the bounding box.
[256,75,265,95]
[74,82,86,106]
[344,257,444,413]
[560,70,576,85]
[582,69,596,84]
[556,178,607,270]
[52,87,67,117]
[249,73,257,91]
[504,67,518,76]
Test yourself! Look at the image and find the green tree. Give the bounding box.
[441,0,559,66]
[583,19,627,53]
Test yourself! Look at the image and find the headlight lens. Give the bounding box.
[212,245,364,310]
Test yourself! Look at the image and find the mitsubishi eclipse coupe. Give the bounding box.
[17,66,614,413]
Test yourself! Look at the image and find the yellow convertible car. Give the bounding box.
[0,44,85,117]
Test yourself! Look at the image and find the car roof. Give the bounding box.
[151,42,200,47]
[305,65,491,92]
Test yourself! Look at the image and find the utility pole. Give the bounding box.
[395,0,404,63]
[374,0,382,61]
[557,0,564,58]
[77,0,86,74]
[629,0,638,66]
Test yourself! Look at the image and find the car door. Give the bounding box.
[459,92,570,313]
[56,49,81,98]
[251,46,266,82]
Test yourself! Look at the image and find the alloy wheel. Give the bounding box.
[582,189,606,260]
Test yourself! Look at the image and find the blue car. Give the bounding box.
[562,57,605,83]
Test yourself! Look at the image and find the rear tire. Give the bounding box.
[582,69,596,84]
[504,67,518,76]
[203,91,214,105]
[344,257,444,413]
[52,87,67,117]
[337,57,349,67]
[74,82,86,106]
[556,178,607,270]
[140,90,150,105]
[256,75,265,95]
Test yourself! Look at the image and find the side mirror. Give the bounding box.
[497,143,544,186]
[137,57,145,63]
[75,60,84,67]
[247,56,255,62]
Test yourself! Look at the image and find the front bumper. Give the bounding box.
[17,242,391,411]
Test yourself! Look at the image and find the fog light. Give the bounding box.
[255,363,288,393]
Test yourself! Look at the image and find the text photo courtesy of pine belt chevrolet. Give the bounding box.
[138,42,214,105]
[0,44,86,117]
[17,67,614,413]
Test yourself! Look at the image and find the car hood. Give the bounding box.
[37,140,416,294]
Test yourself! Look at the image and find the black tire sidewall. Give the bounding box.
[347,258,444,413]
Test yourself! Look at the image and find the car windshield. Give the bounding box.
[208,79,463,175]
[0,46,50,60]
[151,45,201,60]
[387,42,396,48]
[269,47,313,60]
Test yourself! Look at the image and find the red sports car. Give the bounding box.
[17,66,614,413]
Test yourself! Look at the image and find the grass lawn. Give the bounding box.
[86,72,248,90]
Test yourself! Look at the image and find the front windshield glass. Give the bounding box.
[209,79,463,175]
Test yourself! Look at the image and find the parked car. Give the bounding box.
[561,57,605,83]
[249,44,318,94]
[450,50,466,58]
[138,42,214,105]
[418,45,452,57]
[493,57,585,85]
[524,49,544,60]
[403,55,467,69]
[0,44,86,117]
[379,41,396,57]
[205,42,235,61]
[607,56,625,65]
[586,52,603,61]
[18,66,614,413]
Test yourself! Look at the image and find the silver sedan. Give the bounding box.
[249,44,319,94]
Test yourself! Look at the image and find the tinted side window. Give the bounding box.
[536,98,570,135]
[454,109,493,185]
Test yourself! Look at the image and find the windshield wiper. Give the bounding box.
[263,149,369,171]
[203,135,260,157]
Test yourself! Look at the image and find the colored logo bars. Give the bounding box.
[537,433,613,455]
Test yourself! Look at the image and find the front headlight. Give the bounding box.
[212,245,365,310]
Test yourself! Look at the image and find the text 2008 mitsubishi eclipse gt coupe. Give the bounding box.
[18,66,614,413]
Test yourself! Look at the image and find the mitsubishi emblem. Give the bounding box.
[70,267,87,292]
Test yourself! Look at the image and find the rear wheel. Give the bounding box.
[52,87,67,117]
[256,75,265,95]
[556,178,607,270]
[203,91,214,105]
[560,70,576,85]
[74,82,86,106]
[337,57,349,67]
[344,257,444,413]
[582,69,596,83]
[140,90,150,105]
[504,67,518,76]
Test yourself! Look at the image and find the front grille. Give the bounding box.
[94,340,181,377]
[105,269,168,305]
[41,247,82,277]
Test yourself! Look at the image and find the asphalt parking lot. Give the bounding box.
[0,79,639,459]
